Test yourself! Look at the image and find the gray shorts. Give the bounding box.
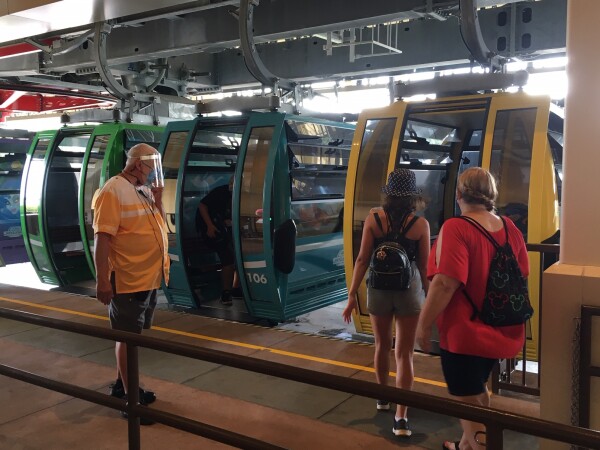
[109,289,158,334]
[367,262,425,317]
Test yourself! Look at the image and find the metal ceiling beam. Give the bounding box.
[0,83,115,102]
[92,22,132,100]
[0,53,40,76]
[214,0,566,88]
[459,0,505,71]
[0,38,53,58]
[0,0,219,45]
[38,0,460,72]
[17,76,108,92]
[1,0,531,47]
[116,0,240,27]
[0,89,113,112]
[238,0,295,92]
[0,0,567,88]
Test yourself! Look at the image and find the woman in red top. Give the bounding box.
[416,167,529,450]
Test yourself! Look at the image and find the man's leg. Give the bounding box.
[109,274,123,389]
[232,270,240,289]
[221,264,235,291]
[115,341,128,393]
[220,264,235,305]
[109,290,156,404]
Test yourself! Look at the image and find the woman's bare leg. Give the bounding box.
[370,314,393,386]
[393,314,419,418]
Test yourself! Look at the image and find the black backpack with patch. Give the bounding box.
[459,216,533,327]
[368,211,418,291]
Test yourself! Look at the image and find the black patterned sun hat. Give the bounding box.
[381,168,422,197]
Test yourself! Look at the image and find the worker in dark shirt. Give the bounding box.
[198,176,238,305]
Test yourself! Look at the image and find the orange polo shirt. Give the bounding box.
[93,176,170,293]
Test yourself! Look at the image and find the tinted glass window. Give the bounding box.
[489,108,536,239]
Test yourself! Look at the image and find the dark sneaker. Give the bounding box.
[138,388,156,405]
[109,379,156,405]
[393,418,411,437]
[376,400,390,411]
[220,290,233,306]
[121,395,156,425]
[109,378,125,398]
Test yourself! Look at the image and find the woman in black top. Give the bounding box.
[343,168,430,438]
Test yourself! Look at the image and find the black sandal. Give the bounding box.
[442,441,461,450]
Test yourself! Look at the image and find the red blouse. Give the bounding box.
[427,216,529,358]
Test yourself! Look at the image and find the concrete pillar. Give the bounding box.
[541,1,600,448]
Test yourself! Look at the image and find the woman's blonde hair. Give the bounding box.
[457,167,498,211]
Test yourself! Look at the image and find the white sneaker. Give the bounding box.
[376,400,390,411]
[393,418,412,437]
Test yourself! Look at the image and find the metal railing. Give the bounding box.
[1,306,599,450]
[579,305,600,429]
[491,243,560,397]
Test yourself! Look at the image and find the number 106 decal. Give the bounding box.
[246,272,268,284]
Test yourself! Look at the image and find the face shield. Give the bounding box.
[137,153,164,189]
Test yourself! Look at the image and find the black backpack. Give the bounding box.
[368,211,418,291]
[458,216,534,327]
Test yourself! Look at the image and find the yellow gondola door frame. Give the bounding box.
[482,93,557,361]
[344,103,405,333]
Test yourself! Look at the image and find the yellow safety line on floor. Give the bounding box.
[151,325,267,350]
[0,297,110,321]
[0,295,447,388]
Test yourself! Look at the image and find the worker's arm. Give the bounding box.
[94,232,113,305]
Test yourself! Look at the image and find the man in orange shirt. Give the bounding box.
[93,143,169,424]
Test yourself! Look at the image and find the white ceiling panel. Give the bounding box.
[0,0,207,44]
[0,15,52,43]
[9,0,201,20]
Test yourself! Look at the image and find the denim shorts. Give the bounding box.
[367,262,425,317]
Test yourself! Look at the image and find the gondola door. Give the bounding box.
[21,126,95,286]
[482,93,557,360]
[79,129,117,277]
[344,104,405,333]
[43,128,94,285]
[0,130,32,265]
[234,113,289,321]
[158,122,195,308]
[21,132,59,284]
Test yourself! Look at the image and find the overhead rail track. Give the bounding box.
[0,0,567,92]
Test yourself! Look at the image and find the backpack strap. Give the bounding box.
[373,211,385,233]
[387,210,413,235]
[462,290,479,321]
[400,215,419,236]
[376,210,418,239]
[501,216,509,245]
[456,215,502,250]
[456,215,508,322]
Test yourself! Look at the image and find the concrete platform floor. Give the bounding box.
[0,272,541,449]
